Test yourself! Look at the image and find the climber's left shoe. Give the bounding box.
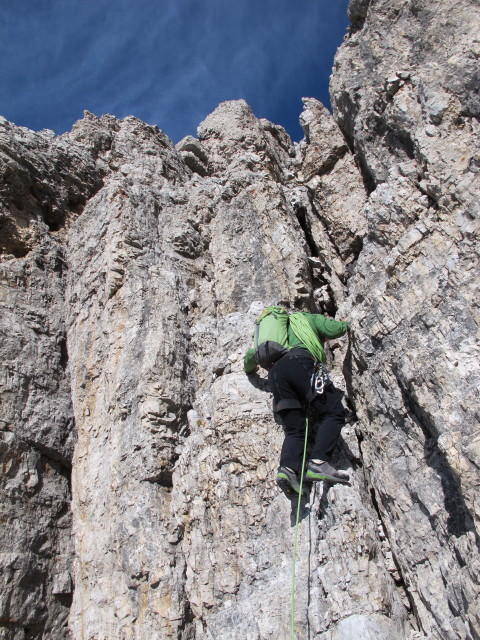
[276,466,305,497]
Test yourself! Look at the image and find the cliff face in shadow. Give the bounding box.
[0,1,478,639]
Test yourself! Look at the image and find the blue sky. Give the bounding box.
[0,0,349,143]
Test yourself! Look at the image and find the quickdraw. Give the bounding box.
[311,362,329,396]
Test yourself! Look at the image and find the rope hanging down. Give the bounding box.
[290,416,309,640]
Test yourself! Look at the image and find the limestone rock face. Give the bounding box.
[0,119,103,639]
[331,1,480,638]
[0,1,479,639]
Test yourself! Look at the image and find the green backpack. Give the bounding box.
[254,306,326,369]
[254,306,290,369]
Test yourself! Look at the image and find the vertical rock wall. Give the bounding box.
[64,117,194,639]
[331,1,480,638]
[0,1,478,639]
[0,121,103,638]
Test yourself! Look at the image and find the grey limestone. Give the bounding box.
[0,1,478,638]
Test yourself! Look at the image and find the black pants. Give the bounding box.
[268,349,346,473]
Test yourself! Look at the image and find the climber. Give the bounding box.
[244,307,350,497]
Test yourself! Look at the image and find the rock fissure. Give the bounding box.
[369,486,421,628]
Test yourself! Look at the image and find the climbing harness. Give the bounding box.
[291,416,309,640]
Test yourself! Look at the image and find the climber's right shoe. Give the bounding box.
[276,466,305,497]
[305,460,350,484]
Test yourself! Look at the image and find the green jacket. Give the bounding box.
[243,312,348,373]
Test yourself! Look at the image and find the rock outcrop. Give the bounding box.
[331,2,480,637]
[0,0,478,639]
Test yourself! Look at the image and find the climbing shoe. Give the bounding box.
[305,460,350,484]
[276,466,306,497]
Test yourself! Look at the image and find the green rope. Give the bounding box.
[291,415,309,640]
[289,313,326,363]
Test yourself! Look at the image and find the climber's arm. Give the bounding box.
[311,314,349,340]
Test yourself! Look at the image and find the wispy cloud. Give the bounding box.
[0,0,349,142]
